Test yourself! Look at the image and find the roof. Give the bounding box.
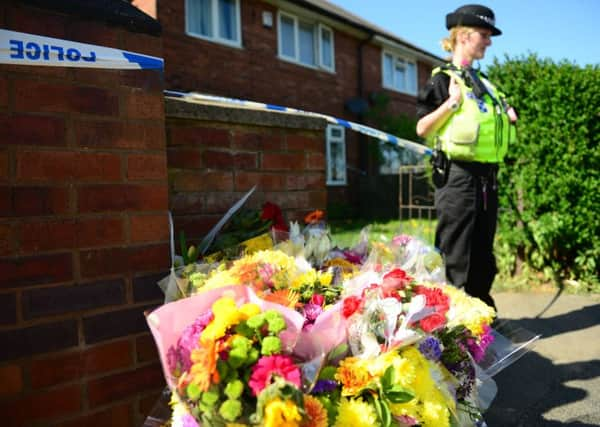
[295,0,443,63]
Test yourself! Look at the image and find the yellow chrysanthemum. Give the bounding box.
[301,395,328,427]
[263,397,302,427]
[335,357,372,396]
[437,284,495,335]
[333,397,380,427]
[290,269,318,290]
[317,271,332,286]
[201,297,243,343]
[201,268,240,290]
[239,302,261,319]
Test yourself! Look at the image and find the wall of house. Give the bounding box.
[165,97,328,241]
[158,0,435,217]
[0,2,169,426]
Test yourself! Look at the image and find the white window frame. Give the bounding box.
[326,125,346,186]
[277,11,335,72]
[185,0,242,48]
[382,51,418,95]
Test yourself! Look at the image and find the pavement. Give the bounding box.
[484,291,600,426]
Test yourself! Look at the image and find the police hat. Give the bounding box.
[446,4,501,36]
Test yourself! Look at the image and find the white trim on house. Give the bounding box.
[325,124,347,186]
[185,0,243,48]
[381,49,418,96]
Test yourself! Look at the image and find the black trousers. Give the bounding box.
[434,161,499,309]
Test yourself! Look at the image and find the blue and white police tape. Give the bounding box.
[0,29,163,70]
[164,90,432,157]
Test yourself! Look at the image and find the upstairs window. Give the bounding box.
[326,125,346,186]
[382,52,417,95]
[186,0,241,47]
[278,12,335,71]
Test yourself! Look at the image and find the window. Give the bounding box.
[326,125,346,185]
[186,0,241,47]
[382,52,417,95]
[278,12,335,71]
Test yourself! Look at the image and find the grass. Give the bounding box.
[329,218,436,249]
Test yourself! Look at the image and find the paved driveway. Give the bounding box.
[484,291,600,426]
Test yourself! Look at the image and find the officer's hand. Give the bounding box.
[448,77,462,104]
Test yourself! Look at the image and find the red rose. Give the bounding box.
[419,312,446,333]
[342,296,362,318]
[382,268,412,291]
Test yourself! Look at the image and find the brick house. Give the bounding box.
[136,0,443,218]
[1,1,442,426]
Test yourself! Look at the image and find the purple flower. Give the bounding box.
[467,325,495,363]
[419,336,443,361]
[311,379,338,394]
[169,310,214,373]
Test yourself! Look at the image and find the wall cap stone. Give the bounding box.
[165,97,328,131]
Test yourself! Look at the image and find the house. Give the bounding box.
[135,0,443,218]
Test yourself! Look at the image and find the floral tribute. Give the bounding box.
[148,217,501,427]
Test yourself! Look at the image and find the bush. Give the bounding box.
[487,54,600,291]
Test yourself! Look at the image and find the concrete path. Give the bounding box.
[484,291,600,426]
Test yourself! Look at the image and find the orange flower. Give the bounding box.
[335,357,372,396]
[304,210,324,224]
[264,289,300,309]
[301,395,328,427]
[189,339,220,392]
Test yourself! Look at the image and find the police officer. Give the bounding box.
[416,4,517,309]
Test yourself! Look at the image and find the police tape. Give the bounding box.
[164,91,432,156]
[0,29,163,70]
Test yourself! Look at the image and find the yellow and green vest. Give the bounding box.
[428,67,513,163]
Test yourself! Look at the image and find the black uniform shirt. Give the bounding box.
[416,72,451,119]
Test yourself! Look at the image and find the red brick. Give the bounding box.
[173,215,218,240]
[307,152,326,170]
[30,340,133,388]
[0,150,8,181]
[136,334,159,363]
[58,403,132,427]
[76,120,165,150]
[78,184,168,213]
[130,214,169,243]
[124,32,163,58]
[8,186,70,216]
[120,69,164,91]
[0,364,23,397]
[285,173,325,191]
[9,6,67,39]
[167,147,202,169]
[233,131,283,150]
[171,170,234,192]
[0,253,73,289]
[287,134,323,152]
[264,191,310,210]
[234,152,258,169]
[0,223,15,256]
[16,151,121,182]
[14,80,118,116]
[308,190,327,209]
[234,171,286,191]
[0,78,7,108]
[138,391,162,421]
[262,152,306,170]
[1,386,81,426]
[80,244,169,278]
[124,90,164,120]
[168,126,230,148]
[68,20,120,49]
[202,150,234,169]
[20,217,125,252]
[127,154,167,180]
[0,113,66,147]
[87,364,164,407]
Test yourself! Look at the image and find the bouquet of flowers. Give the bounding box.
[147,209,537,426]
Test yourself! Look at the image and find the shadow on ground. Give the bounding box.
[485,304,600,426]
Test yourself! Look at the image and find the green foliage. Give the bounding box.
[487,54,600,290]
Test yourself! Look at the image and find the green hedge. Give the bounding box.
[487,54,600,289]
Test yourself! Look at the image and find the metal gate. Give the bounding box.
[398,165,436,243]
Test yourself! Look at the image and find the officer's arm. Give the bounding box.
[416,77,462,138]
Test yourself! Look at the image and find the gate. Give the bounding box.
[398,165,436,243]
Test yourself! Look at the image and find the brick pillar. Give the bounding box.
[0,2,168,426]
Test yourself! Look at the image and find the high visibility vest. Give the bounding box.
[428,67,513,163]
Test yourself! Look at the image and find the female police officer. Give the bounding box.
[416,4,517,309]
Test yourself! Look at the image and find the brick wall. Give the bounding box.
[165,98,328,240]
[0,2,168,426]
